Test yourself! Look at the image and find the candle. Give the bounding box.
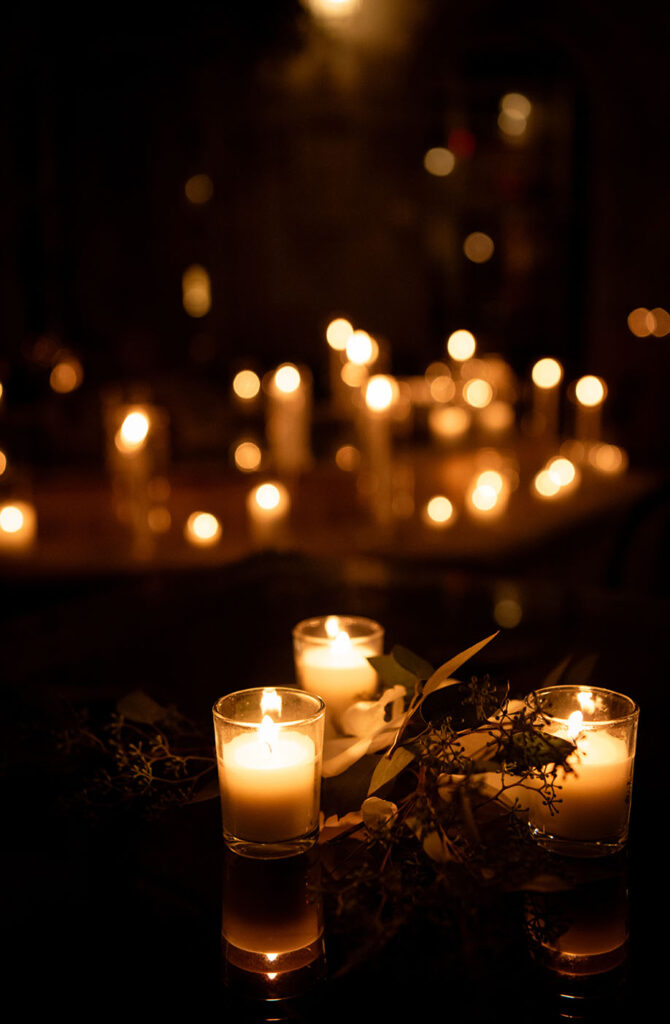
[359,375,398,527]
[0,500,37,553]
[293,616,383,734]
[246,481,290,547]
[531,357,563,438]
[213,688,325,858]
[526,686,638,857]
[265,363,312,475]
[326,317,354,415]
[573,375,607,442]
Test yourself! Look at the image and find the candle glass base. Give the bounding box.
[223,938,326,1000]
[224,824,319,860]
[528,827,628,859]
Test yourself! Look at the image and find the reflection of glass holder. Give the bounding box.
[221,851,326,1005]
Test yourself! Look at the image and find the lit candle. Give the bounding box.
[213,688,325,857]
[246,481,290,547]
[293,615,383,734]
[531,358,563,438]
[573,375,607,442]
[0,500,37,553]
[265,364,312,475]
[360,375,398,527]
[466,469,510,520]
[326,317,354,414]
[527,686,638,856]
[184,510,221,547]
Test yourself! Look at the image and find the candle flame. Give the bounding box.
[265,953,279,962]
[324,615,340,638]
[567,710,584,740]
[261,688,282,716]
[333,630,352,653]
[577,690,596,715]
[259,714,279,756]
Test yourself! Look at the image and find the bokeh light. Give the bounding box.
[115,410,150,454]
[575,375,606,407]
[335,445,360,471]
[273,364,301,394]
[49,354,83,394]
[0,504,24,533]
[627,307,653,337]
[650,308,670,337]
[501,92,532,119]
[346,330,377,366]
[0,450,6,476]
[326,317,354,351]
[463,232,495,264]
[531,358,563,389]
[479,401,515,433]
[253,482,285,512]
[185,511,221,547]
[365,375,398,412]
[234,441,262,473]
[423,147,456,177]
[463,378,493,409]
[182,265,211,318]
[429,405,471,440]
[533,469,561,498]
[423,495,455,527]
[147,507,171,533]
[447,329,476,361]
[185,174,214,204]
[547,457,576,487]
[588,443,628,474]
[340,361,368,388]
[232,369,261,401]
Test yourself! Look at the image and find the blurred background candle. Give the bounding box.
[573,375,607,443]
[326,317,354,414]
[526,685,638,857]
[531,357,563,438]
[0,499,37,553]
[293,615,383,735]
[246,480,290,547]
[213,687,325,858]
[359,374,399,528]
[265,363,313,475]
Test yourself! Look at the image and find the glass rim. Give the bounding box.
[292,615,384,645]
[525,684,639,727]
[213,686,325,728]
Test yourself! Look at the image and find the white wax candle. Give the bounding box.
[297,633,378,728]
[219,725,318,843]
[531,728,633,841]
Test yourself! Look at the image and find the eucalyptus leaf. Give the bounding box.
[117,690,169,725]
[422,632,499,700]
[541,656,572,688]
[562,653,599,689]
[185,774,220,804]
[368,747,414,796]
[391,645,434,682]
[509,730,575,769]
[367,653,418,693]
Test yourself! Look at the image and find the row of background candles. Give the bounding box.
[0,319,627,555]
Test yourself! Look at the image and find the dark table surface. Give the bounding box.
[2,551,666,1021]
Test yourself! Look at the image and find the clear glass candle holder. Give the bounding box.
[525,685,639,858]
[213,687,325,859]
[292,616,384,735]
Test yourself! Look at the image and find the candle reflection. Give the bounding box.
[221,851,325,1003]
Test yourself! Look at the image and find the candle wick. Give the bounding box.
[265,741,273,757]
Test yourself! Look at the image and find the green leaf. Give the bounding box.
[367,747,415,796]
[391,645,434,682]
[508,730,575,769]
[367,654,418,693]
[321,754,380,819]
[422,632,499,700]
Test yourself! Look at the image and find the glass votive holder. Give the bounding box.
[213,687,325,859]
[525,685,639,858]
[221,851,325,1002]
[292,615,384,735]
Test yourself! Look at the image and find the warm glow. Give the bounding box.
[575,375,606,407]
[332,629,353,653]
[116,410,150,454]
[533,469,561,498]
[532,357,563,389]
[0,382,3,401]
[184,174,214,204]
[498,110,527,137]
[0,451,6,476]
[650,308,670,337]
[429,405,471,439]
[476,470,504,494]
[471,484,499,512]
[185,511,222,547]
[589,443,627,474]
[326,317,353,351]
[501,92,532,119]
[0,504,24,533]
[547,457,576,487]
[447,329,476,361]
[627,307,653,337]
[325,615,341,639]
[423,147,455,177]
[479,401,515,432]
[429,374,456,403]
[335,444,360,471]
[365,375,398,412]
[346,330,376,366]
[423,495,454,526]
[182,265,211,317]
[494,598,523,629]
[255,483,282,511]
[261,688,282,716]
[232,369,261,400]
[577,690,596,714]
[567,710,584,740]
[340,361,368,388]
[463,232,494,264]
[234,441,262,472]
[306,0,361,19]
[463,378,493,409]
[147,507,171,533]
[50,355,83,394]
[273,363,301,394]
